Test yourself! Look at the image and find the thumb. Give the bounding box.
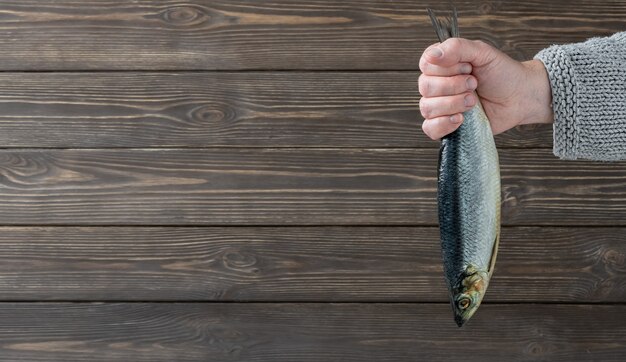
[425,38,496,68]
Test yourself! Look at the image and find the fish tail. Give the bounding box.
[427,7,459,42]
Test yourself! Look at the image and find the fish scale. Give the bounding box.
[427,8,502,327]
[439,104,500,287]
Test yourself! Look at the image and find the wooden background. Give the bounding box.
[0,1,624,361]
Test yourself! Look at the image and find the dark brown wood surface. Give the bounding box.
[0,303,624,361]
[0,0,623,70]
[0,226,622,302]
[0,72,552,148]
[1,1,624,361]
[0,149,623,225]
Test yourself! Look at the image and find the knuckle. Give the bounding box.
[446,38,462,52]
[418,75,429,96]
[473,39,488,48]
[419,98,431,118]
[472,40,493,56]
[419,57,428,73]
[421,121,435,140]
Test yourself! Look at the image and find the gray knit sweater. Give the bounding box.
[534,31,626,161]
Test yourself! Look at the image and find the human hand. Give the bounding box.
[418,38,554,140]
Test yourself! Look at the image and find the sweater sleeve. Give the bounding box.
[534,32,626,161]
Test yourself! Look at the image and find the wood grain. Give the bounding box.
[0,1,622,70]
[0,148,624,225]
[0,303,623,361]
[0,226,622,302]
[0,72,552,148]
[0,1,622,360]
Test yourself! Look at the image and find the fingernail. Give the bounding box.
[461,64,472,74]
[464,94,474,107]
[466,77,477,90]
[427,48,443,58]
[450,114,462,124]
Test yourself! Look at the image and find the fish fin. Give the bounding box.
[426,7,460,42]
[487,229,500,277]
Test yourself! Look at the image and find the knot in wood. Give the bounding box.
[602,248,625,268]
[160,5,208,26]
[222,249,259,272]
[479,1,503,15]
[190,105,228,123]
[524,340,552,358]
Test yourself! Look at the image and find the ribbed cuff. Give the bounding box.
[534,46,580,160]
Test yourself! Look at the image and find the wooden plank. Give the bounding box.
[0,303,623,361]
[0,149,624,225]
[0,226,622,302]
[0,1,622,70]
[0,72,552,148]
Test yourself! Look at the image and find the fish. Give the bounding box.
[426,8,502,327]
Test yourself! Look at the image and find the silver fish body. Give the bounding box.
[427,8,502,327]
[438,100,501,326]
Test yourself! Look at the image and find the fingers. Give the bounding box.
[423,38,495,69]
[418,74,477,98]
[422,114,464,140]
[419,59,473,76]
[419,92,476,140]
[419,45,472,76]
[419,92,476,120]
[418,39,496,141]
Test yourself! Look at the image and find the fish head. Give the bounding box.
[451,265,489,327]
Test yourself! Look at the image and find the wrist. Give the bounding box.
[520,59,554,125]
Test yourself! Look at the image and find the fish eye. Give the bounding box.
[457,297,471,310]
